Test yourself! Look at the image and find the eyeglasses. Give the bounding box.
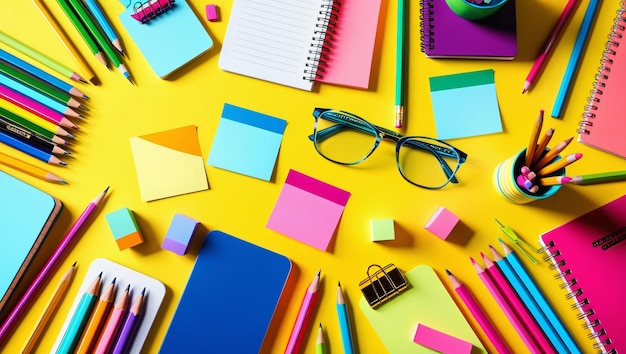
[309,108,468,189]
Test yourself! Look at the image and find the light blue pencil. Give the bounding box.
[82,0,125,55]
[0,73,70,116]
[551,0,601,118]
[499,239,582,354]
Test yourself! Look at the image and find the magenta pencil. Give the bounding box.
[0,85,77,129]
[481,253,556,353]
[471,257,542,354]
[285,270,321,354]
[446,269,511,354]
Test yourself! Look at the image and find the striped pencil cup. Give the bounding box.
[493,148,565,204]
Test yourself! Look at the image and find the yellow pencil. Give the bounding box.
[537,175,572,186]
[75,278,116,354]
[0,151,66,183]
[537,152,582,176]
[21,262,76,353]
[525,109,543,167]
[31,0,97,84]
[533,136,574,171]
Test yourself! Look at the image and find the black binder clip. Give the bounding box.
[359,263,408,309]
[131,0,176,23]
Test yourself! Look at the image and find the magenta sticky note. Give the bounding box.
[424,206,459,240]
[266,169,350,251]
[413,323,473,353]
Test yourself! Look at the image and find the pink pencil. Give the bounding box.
[482,252,556,353]
[0,84,77,129]
[93,284,130,354]
[522,0,580,93]
[446,269,511,354]
[470,257,542,354]
[285,270,320,354]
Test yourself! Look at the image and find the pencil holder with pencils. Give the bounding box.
[493,148,566,204]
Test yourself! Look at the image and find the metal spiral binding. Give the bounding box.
[303,0,341,81]
[578,2,626,135]
[419,0,435,52]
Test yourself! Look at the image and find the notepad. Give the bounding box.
[266,169,351,251]
[0,171,62,315]
[429,69,502,140]
[130,125,208,202]
[218,0,382,91]
[360,264,486,353]
[207,103,287,181]
[160,230,292,353]
[118,0,213,78]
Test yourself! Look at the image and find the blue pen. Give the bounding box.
[499,239,582,354]
[82,0,125,55]
[0,130,66,166]
[551,0,601,118]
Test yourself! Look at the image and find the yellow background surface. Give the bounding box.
[2,0,625,353]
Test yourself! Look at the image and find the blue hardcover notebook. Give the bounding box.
[118,0,213,78]
[0,171,62,315]
[159,230,292,353]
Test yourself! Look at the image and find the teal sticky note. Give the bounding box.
[208,104,287,181]
[429,69,502,140]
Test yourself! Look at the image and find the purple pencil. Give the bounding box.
[111,287,145,354]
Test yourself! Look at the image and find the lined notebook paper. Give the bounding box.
[218,0,381,91]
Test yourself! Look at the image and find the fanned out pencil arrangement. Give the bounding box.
[518,109,582,193]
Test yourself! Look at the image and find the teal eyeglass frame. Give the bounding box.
[309,108,468,189]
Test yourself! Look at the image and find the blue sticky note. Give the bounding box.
[208,104,287,181]
[429,69,502,140]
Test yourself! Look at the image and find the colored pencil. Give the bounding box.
[0,150,66,183]
[522,0,580,93]
[76,278,116,354]
[499,239,582,354]
[0,61,86,110]
[316,323,326,354]
[31,0,97,84]
[490,245,567,353]
[446,269,510,354]
[93,284,130,354]
[0,85,78,129]
[525,110,543,167]
[471,257,542,354]
[0,131,67,166]
[0,74,84,119]
[0,117,70,156]
[0,187,110,341]
[533,136,574,170]
[531,127,554,166]
[21,262,75,353]
[56,0,108,68]
[83,0,125,55]
[537,152,582,176]
[67,0,132,82]
[111,287,145,354]
[537,175,572,186]
[0,49,87,98]
[0,107,67,145]
[0,30,86,83]
[481,252,555,353]
[0,100,74,139]
[336,282,354,354]
[570,170,626,185]
[56,273,102,353]
[395,0,407,129]
[551,0,601,118]
[285,270,321,354]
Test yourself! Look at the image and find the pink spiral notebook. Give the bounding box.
[539,194,626,353]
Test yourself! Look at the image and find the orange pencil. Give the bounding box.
[533,136,574,171]
[75,278,116,354]
[93,284,130,354]
[531,127,554,166]
[0,151,66,183]
[525,110,544,167]
[537,153,582,176]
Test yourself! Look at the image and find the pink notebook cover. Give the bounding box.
[578,3,626,158]
[420,0,517,59]
[539,194,626,353]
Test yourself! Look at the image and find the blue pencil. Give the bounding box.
[0,130,66,166]
[499,239,582,354]
[0,73,69,116]
[0,49,86,99]
[551,0,601,118]
[83,0,125,55]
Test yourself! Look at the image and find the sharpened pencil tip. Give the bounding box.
[445,268,451,275]
[79,78,89,84]
[103,186,110,194]
[72,261,77,267]
[79,105,89,111]
[60,179,68,184]
[59,161,68,166]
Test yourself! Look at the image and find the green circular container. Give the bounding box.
[444,0,509,21]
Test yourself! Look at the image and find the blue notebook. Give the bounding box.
[118,0,214,78]
[159,230,292,353]
[0,171,62,315]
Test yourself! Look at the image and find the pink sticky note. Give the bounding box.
[424,206,459,240]
[413,323,473,353]
[266,170,350,251]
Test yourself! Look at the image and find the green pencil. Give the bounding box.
[0,106,69,144]
[394,0,407,129]
[571,170,626,185]
[56,0,108,68]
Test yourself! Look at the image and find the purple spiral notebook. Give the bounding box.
[420,0,517,59]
